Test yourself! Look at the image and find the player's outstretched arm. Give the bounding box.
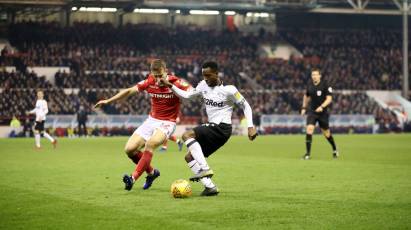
[170,85,200,99]
[94,86,138,108]
[160,77,200,99]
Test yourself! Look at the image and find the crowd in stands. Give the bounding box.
[0,21,407,133]
[0,70,52,88]
[2,22,408,91]
[0,73,400,134]
[278,28,406,90]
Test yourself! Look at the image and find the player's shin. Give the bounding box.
[306,134,312,155]
[43,132,54,142]
[35,133,41,148]
[326,135,337,151]
[200,177,216,189]
[184,138,209,170]
[132,150,153,181]
[129,151,154,174]
[187,159,201,175]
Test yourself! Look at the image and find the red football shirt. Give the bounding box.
[136,74,190,122]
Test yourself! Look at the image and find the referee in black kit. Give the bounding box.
[301,68,339,160]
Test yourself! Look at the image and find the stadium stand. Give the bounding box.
[0,21,406,135]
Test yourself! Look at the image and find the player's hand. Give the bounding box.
[315,106,323,113]
[301,109,306,115]
[248,127,258,141]
[94,99,109,108]
[159,77,172,88]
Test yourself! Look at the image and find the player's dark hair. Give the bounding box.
[150,59,166,71]
[202,61,218,72]
[311,68,321,74]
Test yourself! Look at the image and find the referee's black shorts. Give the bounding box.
[306,112,330,129]
[34,121,45,132]
[193,123,232,157]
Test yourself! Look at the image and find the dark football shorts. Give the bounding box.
[34,121,45,132]
[306,112,330,129]
[193,123,232,157]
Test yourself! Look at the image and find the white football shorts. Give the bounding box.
[133,116,176,141]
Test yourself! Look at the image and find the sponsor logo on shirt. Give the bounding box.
[204,98,224,107]
[317,90,322,96]
[150,93,175,99]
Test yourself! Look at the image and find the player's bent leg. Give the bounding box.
[34,130,41,149]
[306,125,315,135]
[185,152,214,182]
[123,134,147,191]
[182,129,214,181]
[185,152,194,163]
[139,129,167,189]
[321,128,338,159]
[321,128,331,138]
[186,151,217,193]
[144,129,167,152]
[124,133,146,160]
[303,125,315,160]
[43,131,56,148]
[182,130,196,142]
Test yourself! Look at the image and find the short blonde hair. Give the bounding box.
[150,59,166,72]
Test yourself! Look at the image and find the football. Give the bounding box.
[170,179,192,198]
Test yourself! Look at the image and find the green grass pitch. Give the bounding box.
[0,134,410,229]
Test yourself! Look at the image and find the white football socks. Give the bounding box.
[184,138,209,170]
[187,160,201,175]
[43,132,54,142]
[200,177,216,189]
[188,159,216,188]
[35,133,41,147]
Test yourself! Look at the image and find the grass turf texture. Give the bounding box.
[0,134,410,229]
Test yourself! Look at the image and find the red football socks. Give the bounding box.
[132,150,153,181]
[129,151,153,174]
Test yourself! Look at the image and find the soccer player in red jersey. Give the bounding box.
[95,59,190,191]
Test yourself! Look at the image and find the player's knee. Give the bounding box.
[322,129,331,137]
[124,146,135,156]
[145,140,159,151]
[306,126,314,134]
[182,131,195,142]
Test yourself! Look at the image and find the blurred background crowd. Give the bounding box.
[1,21,408,136]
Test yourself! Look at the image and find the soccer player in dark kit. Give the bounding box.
[301,68,339,160]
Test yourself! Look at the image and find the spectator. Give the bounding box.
[9,115,21,137]
[77,105,88,137]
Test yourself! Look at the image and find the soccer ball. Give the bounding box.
[170,179,192,198]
